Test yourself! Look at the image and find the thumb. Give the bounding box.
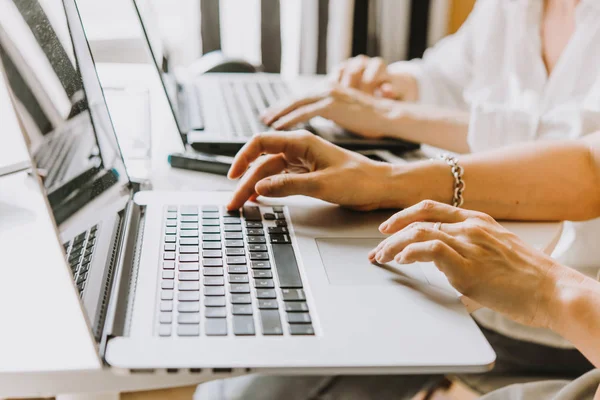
[255,173,321,198]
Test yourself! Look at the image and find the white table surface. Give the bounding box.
[0,63,564,398]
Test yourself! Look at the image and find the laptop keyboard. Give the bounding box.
[158,205,315,337]
[62,224,99,296]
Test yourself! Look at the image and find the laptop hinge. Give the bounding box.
[98,198,145,358]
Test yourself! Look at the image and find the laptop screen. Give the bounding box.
[0,0,130,226]
[132,0,187,142]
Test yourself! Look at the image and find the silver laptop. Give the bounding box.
[0,0,495,373]
[131,0,420,156]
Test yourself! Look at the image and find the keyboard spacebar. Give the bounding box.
[271,244,303,288]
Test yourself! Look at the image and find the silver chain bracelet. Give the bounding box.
[437,153,465,207]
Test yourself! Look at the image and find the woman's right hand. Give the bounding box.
[226,130,397,211]
[334,55,418,101]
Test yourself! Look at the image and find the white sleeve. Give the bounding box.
[388,0,491,110]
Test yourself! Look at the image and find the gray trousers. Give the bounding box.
[195,325,594,400]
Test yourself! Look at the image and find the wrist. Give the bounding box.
[377,160,454,209]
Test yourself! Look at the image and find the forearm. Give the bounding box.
[380,134,600,221]
[548,268,600,367]
[385,103,470,153]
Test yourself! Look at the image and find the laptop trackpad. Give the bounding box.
[315,238,430,286]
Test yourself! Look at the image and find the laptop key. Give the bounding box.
[179,292,200,301]
[181,230,200,238]
[270,234,291,244]
[272,244,303,288]
[179,272,200,281]
[229,275,249,283]
[202,242,221,250]
[252,270,273,279]
[180,206,199,215]
[224,225,242,233]
[248,244,267,252]
[181,222,199,230]
[164,243,176,252]
[205,318,228,336]
[177,325,200,337]
[166,212,177,220]
[256,289,277,299]
[243,206,262,221]
[179,281,200,291]
[251,261,271,269]
[246,229,264,236]
[178,313,200,324]
[203,267,224,276]
[268,227,288,234]
[225,248,245,256]
[204,286,226,296]
[245,221,263,228]
[284,302,309,312]
[224,232,243,240]
[202,205,219,212]
[232,304,253,315]
[287,312,311,324]
[203,250,223,258]
[202,212,219,219]
[159,313,172,324]
[182,216,199,223]
[289,324,315,336]
[228,265,248,274]
[158,325,172,337]
[276,220,287,227]
[272,206,284,213]
[226,256,246,265]
[181,238,200,245]
[233,315,256,335]
[263,213,276,220]
[202,234,220,241]
[205,296,226,307]
[247,236,266,244]
[225,240,244,248]
[223,217,241,224]
[254,279,275,288]
[179,263,200,271]
[178,302,200,313]
[250,252,269,261]
[202,219,220,226]
[204,277,225,286]
[257,299,278,309]
[203,258,223,267]
[180,254,199,263]
[275,212,285,220]
[163,252,175,260]
[282,288,306,301]
[180,245,200,254]
[231,294,252,304]
[161,290,174,300]
[202,226,220,234]
[225,209,241,217]
[162,270,175,280]
[205,307,227,318]
[260,310,283,335]
[167,206,178,212]
[229,284,251,294]
[165,227,177,235]
[162,280,175,290]
[160,301,173,312]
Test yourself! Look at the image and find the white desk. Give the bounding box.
[0,63,563,398]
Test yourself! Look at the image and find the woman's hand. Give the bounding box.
[261,84,401,139]
[333,55,419,101]
[226,130,396,211]
[368,200,570,329]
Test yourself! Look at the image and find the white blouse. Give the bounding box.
[392,0,600,348]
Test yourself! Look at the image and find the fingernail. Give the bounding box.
[375,252,385,264]
[379,222,388,232]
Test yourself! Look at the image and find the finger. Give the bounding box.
[379,83,398,99]
[360,58,387,94]
[262,94,324,126]
[227,154,287,210]
[370,223,470,264]
[271,98,332,130]
[379,200,473,234]
[341,56,368,89]
[396,240,465,273]
[228,130,311,179]
[255,171,323,198]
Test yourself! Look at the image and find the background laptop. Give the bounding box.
[0,0,495,373]
[132,0,420,156]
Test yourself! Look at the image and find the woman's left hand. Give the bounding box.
[261,84,399,139]
[368,200,569,329]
